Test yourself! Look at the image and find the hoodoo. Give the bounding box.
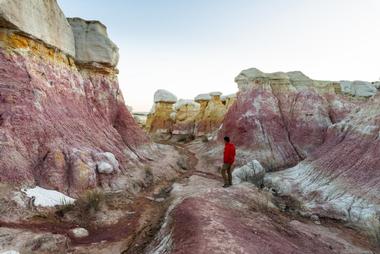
[0,1,379,253]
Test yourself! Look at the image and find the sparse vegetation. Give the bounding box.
[76,188,105,214]
[54,189,106,226]
[55,198,75,218]
[367,217,380,247]
[250,190,273,213]
[144,166,154,187]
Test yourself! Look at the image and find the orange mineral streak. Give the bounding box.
[0,29,117,76]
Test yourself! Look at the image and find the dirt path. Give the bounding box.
[0,142,205,253]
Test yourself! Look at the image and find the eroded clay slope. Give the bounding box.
[0,0,158,196]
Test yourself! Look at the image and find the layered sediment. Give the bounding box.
[0,0,157,195]
[210,67,380,234]
[146,90,235,138]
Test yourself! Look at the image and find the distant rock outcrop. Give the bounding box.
[146,89,177,135]
[146,90,235,139]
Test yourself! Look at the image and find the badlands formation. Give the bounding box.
[0,1,379,254]
[146,89,235,139]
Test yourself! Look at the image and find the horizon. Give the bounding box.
[58,0,380,112]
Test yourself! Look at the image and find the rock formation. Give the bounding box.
[0,0,159,195]
[0,0,75,56]
[194,91,227,136]
[172,99,200,136]
[146,89,177,135]
[218,68,364,170]
[209,67,380,235]
[339,80,377,97]
[221,93,237,109]
[265,93,380,231]
[68,18,119,67]
[146,90,234,139]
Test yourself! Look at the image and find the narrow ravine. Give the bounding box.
[1,140,378,253]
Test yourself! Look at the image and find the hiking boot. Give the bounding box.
[222,184,230,188]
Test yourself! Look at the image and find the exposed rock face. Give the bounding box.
[68,18,119,67]
[0,227,69,254]
[194,92,227,136]
[265,94,380,230]
[213,67,379,234]
[340,80,377,97]
[146,90,233,138]
[218,68,362,170]
[0,0,75,56]
[0,0,153,195]
[221,93,237,109]
[153,89,177,103]
[232,160,265,187]
[133,112,148,128]
[146,90,177,135]
[172,100,200,135]
[146,175,373,254]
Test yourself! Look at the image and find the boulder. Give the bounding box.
[70,228,89,238]
[94,152,119,174]
[68,18,119,67]
[233,160,265,186]
[0,0,75,56]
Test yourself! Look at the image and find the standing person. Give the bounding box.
[221,136,236,188]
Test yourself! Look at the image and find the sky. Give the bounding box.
[58,0,380,112]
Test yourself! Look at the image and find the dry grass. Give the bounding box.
[76,189,105,214]
[367,217,380,247]
[54,189,106,226]
[250,190,274,213]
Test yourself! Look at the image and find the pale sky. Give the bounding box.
[58,0,380,112]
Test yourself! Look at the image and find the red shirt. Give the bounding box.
[224,143,236,164]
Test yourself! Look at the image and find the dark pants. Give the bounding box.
[221,163,232,185]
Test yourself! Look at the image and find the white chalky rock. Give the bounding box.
[232,160,266,186]
[0,0,75,56]
[68,18,119,67]
[194,93,211,101]
[154,89,177,103]
[174,99,200,111]
[340,80,377,97]
[221,93,236,101]
[70,228,89,238]
[95,152,119,174]
[209,91,222,97]
[21,186,75,207]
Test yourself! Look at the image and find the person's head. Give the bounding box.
[224,136,230,143]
